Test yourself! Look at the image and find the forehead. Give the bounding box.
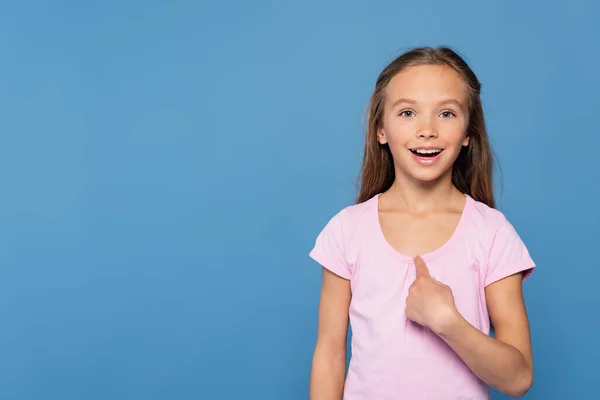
[385,64,468,104]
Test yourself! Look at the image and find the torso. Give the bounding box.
[310,190,534,399]
[340,193,491,400]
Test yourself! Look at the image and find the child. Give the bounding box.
[308,47,535,400]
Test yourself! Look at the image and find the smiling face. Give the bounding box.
[377,64,471,184]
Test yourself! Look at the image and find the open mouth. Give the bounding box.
[409,148,443,158]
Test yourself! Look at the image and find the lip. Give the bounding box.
[409,147,444,166]
[409,146,444,151]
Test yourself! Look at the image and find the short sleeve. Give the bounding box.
[309,210,351,280]
[485,219,535,287]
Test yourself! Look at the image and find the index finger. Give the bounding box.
[413,255,430,278]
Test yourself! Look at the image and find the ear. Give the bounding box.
[377,127,388,145]
[462,135,470,147]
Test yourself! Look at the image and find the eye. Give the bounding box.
[440,110,456,118]
[399,110,415,117]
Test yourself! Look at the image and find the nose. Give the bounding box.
[416,125,438,140]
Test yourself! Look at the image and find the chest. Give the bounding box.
[378,209,462,257]
[350,245,489,333]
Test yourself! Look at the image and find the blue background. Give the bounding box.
[1,1,598,399]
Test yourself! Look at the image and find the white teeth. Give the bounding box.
[414,149,442,154]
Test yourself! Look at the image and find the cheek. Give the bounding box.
[385,133,412,159]
[383,119,413,145]
[440,123,468,145]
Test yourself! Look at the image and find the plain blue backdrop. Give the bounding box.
[0,1,598,399]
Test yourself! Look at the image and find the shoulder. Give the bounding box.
[466,196,513,235]
[309,195,378,278]
[468,197,509,225]
[313,195,378,249]
[321,195,376,230]
[464,196,535,283]
[462,196,524,254]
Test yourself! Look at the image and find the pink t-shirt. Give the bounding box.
[309,193,535,400]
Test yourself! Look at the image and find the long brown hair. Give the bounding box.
[355,46,497,208]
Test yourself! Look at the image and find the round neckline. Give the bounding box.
[372,192,472,264]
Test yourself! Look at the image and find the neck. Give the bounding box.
[386,170,463,213]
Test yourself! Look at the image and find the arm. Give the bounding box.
[309,267,351,400]
[436,273,533,397]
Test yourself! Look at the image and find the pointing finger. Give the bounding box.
[414,255,430,278]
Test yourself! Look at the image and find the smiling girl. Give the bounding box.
[309,47,535,400]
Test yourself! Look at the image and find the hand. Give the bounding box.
[405,255,460,335]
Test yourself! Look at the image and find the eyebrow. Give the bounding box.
[392,98,466,111]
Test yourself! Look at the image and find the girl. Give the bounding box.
[308,47,535,400]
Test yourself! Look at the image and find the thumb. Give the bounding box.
[414,255,430,278]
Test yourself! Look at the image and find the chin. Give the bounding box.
[395,160,452,184]
[410,170,448,183]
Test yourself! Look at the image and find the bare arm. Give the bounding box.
[309,267,351,400]
[436,273,533,397]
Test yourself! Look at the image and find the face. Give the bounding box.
[377,64,470,183]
